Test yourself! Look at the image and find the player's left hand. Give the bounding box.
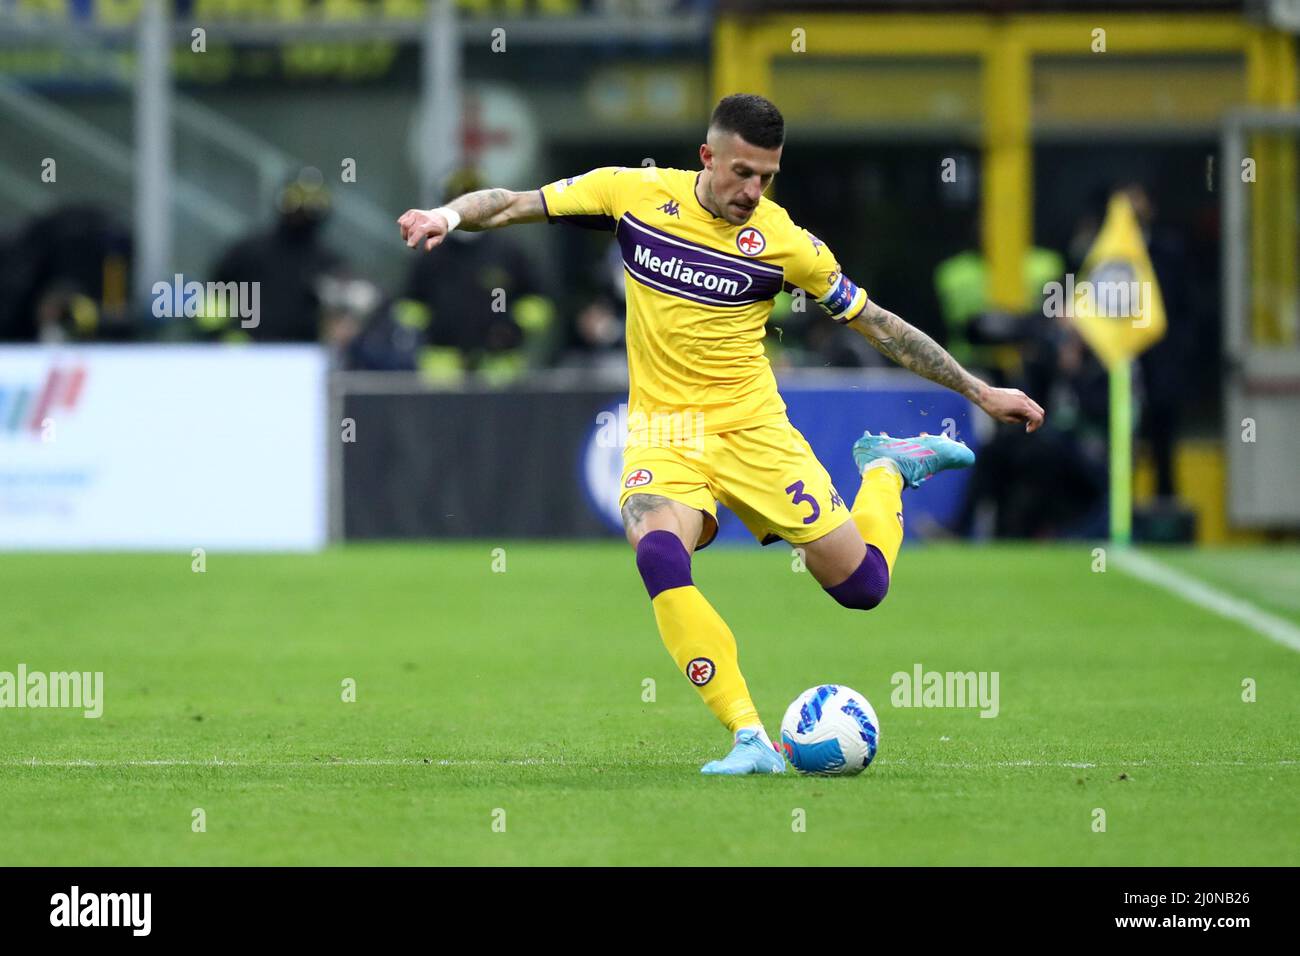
[977,386,1045,433]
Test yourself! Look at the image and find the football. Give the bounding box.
[779,684,881,776]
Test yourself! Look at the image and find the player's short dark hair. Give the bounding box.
[709,94,784,150]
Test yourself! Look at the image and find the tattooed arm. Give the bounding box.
[397,189,546,251]
[847,298,1045,432]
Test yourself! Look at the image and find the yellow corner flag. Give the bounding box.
[1070,192,1167,368]
[1066,192,1168,546]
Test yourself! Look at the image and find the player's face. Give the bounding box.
[701,132,781,226]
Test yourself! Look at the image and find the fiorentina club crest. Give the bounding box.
[624,468,653,488]
[736,227,765,256]
[686,657,716,686]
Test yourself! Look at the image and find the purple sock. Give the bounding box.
[825,545,890,610]
[635,530,693,599]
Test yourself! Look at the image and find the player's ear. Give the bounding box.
[699,142,712,169]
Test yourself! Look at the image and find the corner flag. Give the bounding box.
[1071,193,1167,367]
[1070,192,1168,545]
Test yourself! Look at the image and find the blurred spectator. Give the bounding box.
[953,312,1110,539]
[400,168,556,382]
[201,167,345,343]
[318,272,456,373]
[313,272,399,370]
[0,204,132,343]
[557,239,627,375]
[932,211,1065,383]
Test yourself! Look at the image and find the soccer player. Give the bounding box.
[398,94,1044,775]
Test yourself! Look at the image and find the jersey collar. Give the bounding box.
[692,172,723,222]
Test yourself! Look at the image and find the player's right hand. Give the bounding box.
[397,208,450,252]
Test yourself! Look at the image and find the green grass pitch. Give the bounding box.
[1,542,1297,866]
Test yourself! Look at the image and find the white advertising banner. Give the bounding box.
[0,345,327,550]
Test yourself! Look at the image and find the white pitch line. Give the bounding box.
[1115,549,1300,653]
[1,758,573,768]
[4,758,1296,770]
[889,759,1297,769]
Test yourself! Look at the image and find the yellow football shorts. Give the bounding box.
[619,419,853,551]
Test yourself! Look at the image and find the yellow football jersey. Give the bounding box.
[538,166,867,435]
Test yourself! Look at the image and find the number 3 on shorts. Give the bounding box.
[785,480,821,525]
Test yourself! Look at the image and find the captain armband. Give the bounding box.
[817,272,868,324]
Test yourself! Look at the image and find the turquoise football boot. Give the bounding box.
[852,431,975,489]
[700,729,787,775]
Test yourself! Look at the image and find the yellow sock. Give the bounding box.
[851,461,905,574]
[650,586,759,732]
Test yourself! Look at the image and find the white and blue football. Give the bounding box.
[779,684,880,776]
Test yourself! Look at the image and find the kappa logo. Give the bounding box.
[657,199,681,218]
[686,657,715,686]
[624,468,653,488]
[736,227,766,256]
